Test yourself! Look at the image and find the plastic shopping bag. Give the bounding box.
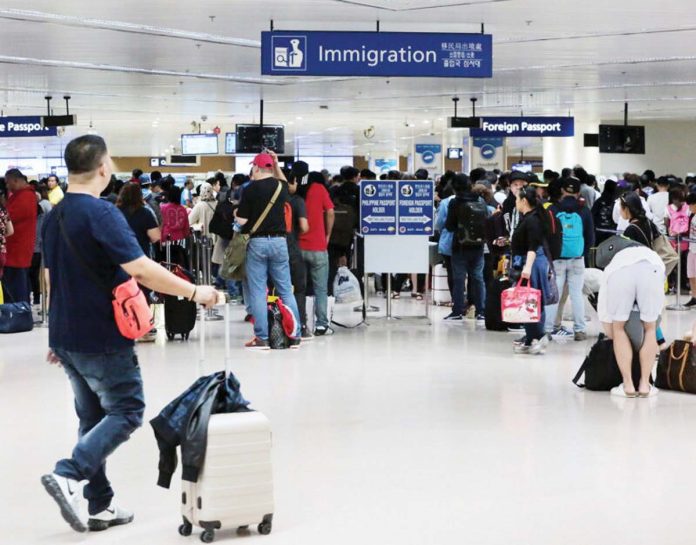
[501,278,542,323]
[333,267,362,304]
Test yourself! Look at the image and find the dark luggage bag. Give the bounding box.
[573,334,642,391]
[164,295,197,340]
[485,276,512,331]
[655,340,696,393]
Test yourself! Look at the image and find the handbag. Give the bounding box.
[220,181,282,281]
[57,207,153,340]
[0,286,33,334]
[651,233,679,277]
[501,278,542,323]
[594,234,641,269]
[655,340,696,393]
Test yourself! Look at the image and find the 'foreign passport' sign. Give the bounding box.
[262,31,492,78]
[360,181,397,235]
[0,116,57,137]
[397,181,434,235]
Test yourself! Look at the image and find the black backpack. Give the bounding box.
[573,334,641,391]
[330,203,356,249]
[545,207,564,261]
[208,199,236,240]
[456,200,488,246]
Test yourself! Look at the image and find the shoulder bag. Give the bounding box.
[632,221,678,276]
[220,182,282,282]
[56,206,153,340]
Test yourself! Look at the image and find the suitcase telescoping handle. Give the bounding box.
[198,300,232,377]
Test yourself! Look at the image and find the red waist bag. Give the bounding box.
[112,278,154,339]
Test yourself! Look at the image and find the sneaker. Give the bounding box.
[638,386,659,398]
[40,473,87,533]
[550,326,574,341]
[512,335,527,347]
[610,384,638,398]
[685,298,696,307]
[529,336,549,355]
[314,326,335,336]
[245,337,269,350]
[88,502,134,532]
[513,343,531,354]
[475,314,485,324]
[574,331,588,342]
[301,326,314,341]
[443,312,463,321]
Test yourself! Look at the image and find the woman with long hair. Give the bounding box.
[597,191,664,397]
[510,187,554,355]
[591,179,618,245]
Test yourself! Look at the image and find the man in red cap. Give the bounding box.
[235,151,300,349]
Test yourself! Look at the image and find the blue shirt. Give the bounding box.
[42,193,145,353]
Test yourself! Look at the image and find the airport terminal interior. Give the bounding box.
[3,1,696,544]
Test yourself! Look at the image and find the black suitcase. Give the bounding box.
[164,295,197,340]
[485,276,512,331]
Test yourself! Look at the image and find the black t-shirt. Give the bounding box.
[624,218,656,248]
[511,210,545,256]
[287,194,307,254]
[237,177,289,236]
[121,206,158,254]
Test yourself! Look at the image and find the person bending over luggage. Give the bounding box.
[40,135,218,534]
[598,192,664,397]
[510,187,554,355]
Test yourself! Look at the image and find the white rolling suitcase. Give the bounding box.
[431,264,452,305]
[179,305,274,543]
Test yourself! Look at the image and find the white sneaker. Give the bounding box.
[88,502,135,532]
[529,337,548,355]
[610,384,638,398]
[41,473,87,533]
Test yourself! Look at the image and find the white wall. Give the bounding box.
[543,121,601,174]
[599,121,696,178]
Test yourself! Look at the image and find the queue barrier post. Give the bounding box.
[667,233,689,311]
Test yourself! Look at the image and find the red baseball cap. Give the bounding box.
[251,153,274,169]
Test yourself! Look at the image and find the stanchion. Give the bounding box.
[667,234,689,311]
[201,234,222,321]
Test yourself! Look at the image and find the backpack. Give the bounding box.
[161,204,189,242]
[330,203,357,248]
[667,204,689,235]
[456,200,488,246]
[556,209,584,258]
[208,200,236,240]
[593,198,615,231]
[544,206,563,261]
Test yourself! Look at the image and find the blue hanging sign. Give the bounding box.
[0,116,57,137]
[360,181,397,235]
[397,181,434,235]
[261,31,492,78]
[470,117,574,138]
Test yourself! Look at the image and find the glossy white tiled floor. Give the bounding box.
[3,297,696,545]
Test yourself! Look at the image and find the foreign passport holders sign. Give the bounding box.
[397,181,434,235]
[261,31,492,78]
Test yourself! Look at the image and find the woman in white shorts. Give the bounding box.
[598,193,665,398]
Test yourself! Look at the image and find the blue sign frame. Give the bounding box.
[470,117,574,138]
[262,31,492,78]
[397,181,434,236]
[360,181,397,235]
[0,116,57,137]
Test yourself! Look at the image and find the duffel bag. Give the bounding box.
[0,302,33,334]
[573,334,641,391]
[655,340,696,393]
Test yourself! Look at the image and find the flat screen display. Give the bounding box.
[599,125,645,154]
[447,147,463,160]
[181,133,219,156]
[512,163,533,173]
[224,133,236,155]
[236,124,285,154]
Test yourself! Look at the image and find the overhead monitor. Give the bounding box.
[512,163,533,173]
[447,147,463,160]
[236,124,285,154]
[224,132,236,155]
[181,133,219,156]
[599,125,645,154]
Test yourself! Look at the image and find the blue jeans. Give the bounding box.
[246,237,300,340]
[301,250,330,328]
[545,257,586,333]
[451,247,485,315]
[52,347,145,516]
[2,266,30,304]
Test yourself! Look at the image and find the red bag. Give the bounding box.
[501,278,542,323]
[112,278,155,340]
[275,297,299,339]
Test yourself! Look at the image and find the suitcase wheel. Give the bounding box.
[258,522,272,535]
[200,530,215,543]
[178,522,192,536]
[183,332,190,341]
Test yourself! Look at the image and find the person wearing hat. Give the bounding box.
[235,151,301,349]
[529,177,549,202]
[545,177,595,342]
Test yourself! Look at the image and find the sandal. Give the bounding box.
[415,293,424,301]
[391,292,400,299]
[610,384,638,398]
[638,386,659,398]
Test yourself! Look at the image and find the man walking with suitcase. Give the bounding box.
[40,135,218,534]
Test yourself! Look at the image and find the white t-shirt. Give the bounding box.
[647,191,669,234]
[612,196,654,232]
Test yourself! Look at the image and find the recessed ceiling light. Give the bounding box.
[296,116,303,120]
